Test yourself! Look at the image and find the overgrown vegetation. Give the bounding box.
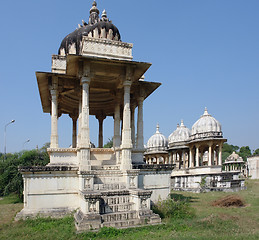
[0,143,50,199]
[152,193,195,219]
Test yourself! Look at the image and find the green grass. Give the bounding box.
[0,193,22,205]
[0,180,259,240]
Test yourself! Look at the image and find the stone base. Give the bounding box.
[75,210,102,231]
[74,209,161,231]
[15,207,74,220]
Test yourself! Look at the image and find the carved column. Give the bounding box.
[113,102,121,147]
[121,78,132,170]
[50,78,59,148]
[72,116,77,148]
[96,113,106,148]
[80,75,91,171]
[136,96,144,149]
[77,95,82,148]
[196,145,199,167]
[131,104,136,148]
[208,143,212,166]
[182,151,185,169]
[218,142,222,165]
[173,152,176,164]
[189,148,194,168]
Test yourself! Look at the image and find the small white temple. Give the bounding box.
[16,1,175,230]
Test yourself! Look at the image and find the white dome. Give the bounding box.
[168,120,191,144]
[146,124,168,152]
[191,108,222,140]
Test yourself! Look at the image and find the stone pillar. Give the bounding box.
[80,76,91,171]
[131,104,136,148]
[113,102,121,148]
[182,151,185,169]
[77,95,82,148]
[169,152,172,164]
[189,149,193,168]
[195,146,199,167]
[96,113,106,148]
[165,155,169,164]
[72,117,77,148]
[173,153,176,164]
[121,80,132,170]
[208,144,212,166]
[218,142,222,165]
[50,87,59,148]
[136,97,144,149]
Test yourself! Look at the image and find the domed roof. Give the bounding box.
[191,108,222,140]
[225,152,244,163]
[59,1,121,55]
[146,124,168,153]
[168,120,191,144]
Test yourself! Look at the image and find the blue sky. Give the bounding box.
[0,0,258,153]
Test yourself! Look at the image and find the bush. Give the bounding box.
[152,195,195,219]
[0,144,50,199]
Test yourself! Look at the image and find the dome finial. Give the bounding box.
[180,119,184,127]
[204,107,208,115]
[102,9,107,18]
[89,0,100,25]
[156,123,160,133]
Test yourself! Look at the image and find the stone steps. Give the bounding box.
[101,210,138,222]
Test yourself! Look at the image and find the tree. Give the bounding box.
[222,143,239,162]
[238,146,251,162]
[253,148,259,155]
[0,143,50,199]
[103,138,113,148]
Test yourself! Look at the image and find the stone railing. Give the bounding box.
[48,148,79,165]
[190,131,223,141]
[133,164,175,171]
[19,165,78,173]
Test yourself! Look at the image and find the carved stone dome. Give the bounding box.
[168,120,191,144]
[191,108,222,140]
[146,124,168,152]
[59,1,121,55]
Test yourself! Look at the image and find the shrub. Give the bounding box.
[152,195,195,219]
[0,145,50,199]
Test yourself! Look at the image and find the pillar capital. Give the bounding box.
[50,88,58,96]
[126,65,134,82]
[81,76,91,84]
[123,80,132,87]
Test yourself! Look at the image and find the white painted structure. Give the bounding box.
[145,108,245,192]
[16,1,172,230]
[247,155,259,179]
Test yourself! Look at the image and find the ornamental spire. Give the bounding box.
[180,119,184,127]
[204,107,208,115]
[89,1,100,25]
[156,123,160,133]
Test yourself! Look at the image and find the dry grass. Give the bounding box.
[0,194,23,228]
[211,195,245,207]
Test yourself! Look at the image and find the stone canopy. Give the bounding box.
[37,55,160,118]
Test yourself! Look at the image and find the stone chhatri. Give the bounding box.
[16,1,169,231]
